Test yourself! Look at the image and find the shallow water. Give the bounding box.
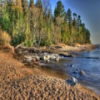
[39,45,100,95]
[65,48,100,95]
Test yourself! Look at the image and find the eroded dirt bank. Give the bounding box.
[0,50,99,100]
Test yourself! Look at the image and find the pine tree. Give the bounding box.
[29,0,35,45]
[77,15,81,28]
[16,0,23,11]
[21,0,28,15]
[35,0,44,46]
[67,9,72,45]
[73,13,77,27]
[35,0,43,9]
[0,0,91,46]
[54,0,66,43]
[54,0,65,18]
[29,0,34,9]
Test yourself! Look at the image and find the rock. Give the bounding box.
[40,56,47,61]
[43,56,47,61]
[49,46,55,50]
[28,48,40,53]
[50,54,60,62]
[70,64,74,67]
[27,58,33,62]
[73,71,77,74]
[59,54,72,58]
[44,52,49,55]
[73,69,85,76]
[15,44,26,49]
[55,57,60,62]
[50,54,56,59]
[73,69,80,74]
[23,50,28,54]
[24,56,33,62]
[79,70,85,76]
[71,77,78,83]
[66,77,78,86]
[33,58,37,62]
[46,55,51,60]
[18,50,22,54]
[50,55,56,60]
[76,68,80,71]
[55,46,62,49]
[35,56,40,61]
[46,59,50,63]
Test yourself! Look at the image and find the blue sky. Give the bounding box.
[34,0,100,44]
[63,0,100,44]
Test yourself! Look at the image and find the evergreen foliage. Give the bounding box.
[0,0,91,47]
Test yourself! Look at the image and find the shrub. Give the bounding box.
[24,40,33,47]
[0,30,11,46]
[11,34,25,47]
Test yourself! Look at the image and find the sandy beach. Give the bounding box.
[0,46,100,100]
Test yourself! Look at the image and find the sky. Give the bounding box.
[34,0,100,44]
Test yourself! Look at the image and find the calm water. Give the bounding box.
[65,46,100,95]
[40,45,100,95]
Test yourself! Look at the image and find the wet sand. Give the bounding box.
[0,50,100,100]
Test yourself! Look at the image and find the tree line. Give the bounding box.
[0,0,91,47]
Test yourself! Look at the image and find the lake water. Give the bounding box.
[65,46,100,95]
[40,45,100,95]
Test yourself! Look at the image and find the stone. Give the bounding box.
[76,69,80,71]
[70,64,74,67]
[27,58,33,62]
[35,56,40,61]
[71,77,78,83]
[79,70,85,76]
[24,56,33,62]
[40,56,47,61]
[46,55,51,60]
[66,77,78,86]
[59,54,72,57]
[73,71,77,74]
[33,58,37,62]
[55,58,60,62]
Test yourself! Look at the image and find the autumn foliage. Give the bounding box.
[0,0,91,47]
[0,29,11,46]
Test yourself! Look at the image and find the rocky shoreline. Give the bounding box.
[14,43,98,66]
[0,44,99,100]
[14,43,98,89]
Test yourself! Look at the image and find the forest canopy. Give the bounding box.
[0,0,91,47]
